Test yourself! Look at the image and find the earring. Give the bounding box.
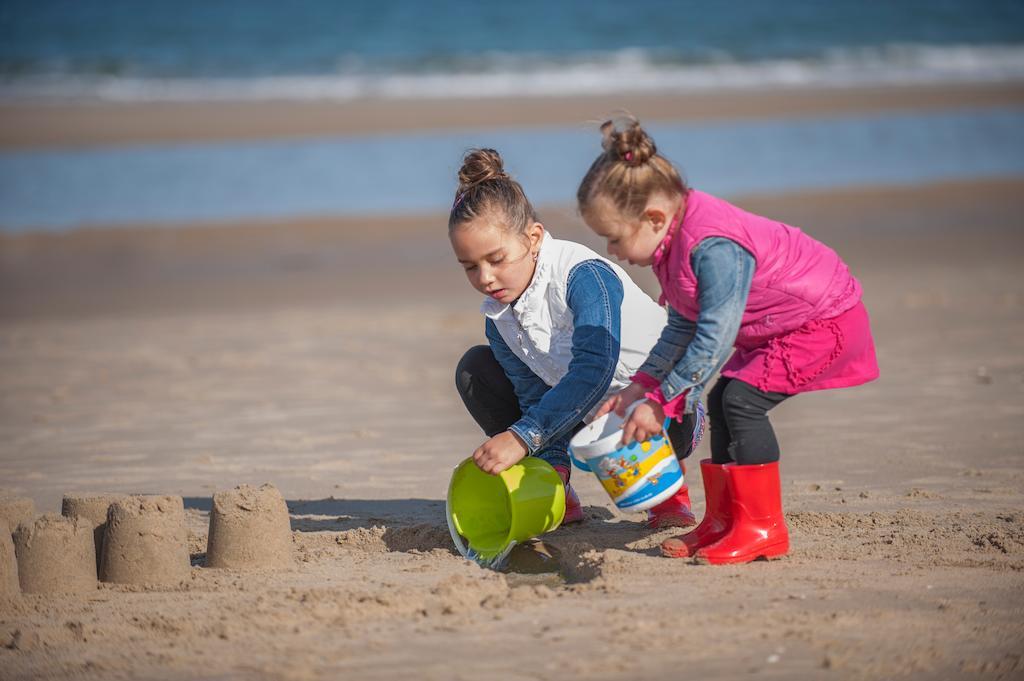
[532,253,538,262]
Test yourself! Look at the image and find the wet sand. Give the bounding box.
[3,81,1024,148]
[1,179,1023,679]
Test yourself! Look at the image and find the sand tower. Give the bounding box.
[0,496,36,535]
[101,495,190,587]
[206,483,293,569]
[62,493,124,573]
[1,521,19,595]
[13,514,97,594]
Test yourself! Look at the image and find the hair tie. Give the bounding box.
[624,152,633,162]
[452,190,468,210]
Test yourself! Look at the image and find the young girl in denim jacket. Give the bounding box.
[578,117,879,563]
[451,148,704,527]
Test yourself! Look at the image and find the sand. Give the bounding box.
[0,147,1022,674]
[206,483,293,569]
[11,514,96,595]
[0,498,36,536]
[99,496,190,587]
[0,528,18,596]
[61,493,124,574]
[2,82,1024,148]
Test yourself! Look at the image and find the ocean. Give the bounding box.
[2,108,1023,231]
[1,0,1023,231]
[2,0,1024,101]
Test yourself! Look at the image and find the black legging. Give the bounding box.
[706,377,790,465]
[455,345,699,461]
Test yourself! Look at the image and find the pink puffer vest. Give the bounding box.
[653,190,862,347]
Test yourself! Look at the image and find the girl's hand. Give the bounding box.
[620,399,665,446]
[473,431,529,475]
[595,381,648,419]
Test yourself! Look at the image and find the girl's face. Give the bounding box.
[450,214,543,306]
[583,194,681,267]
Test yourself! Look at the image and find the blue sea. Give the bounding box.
[2,0,1024,100]
[2,109,1024,231]
[1,0,1023,231]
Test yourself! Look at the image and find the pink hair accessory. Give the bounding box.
[452,191,468,210]
[624,152,633,162]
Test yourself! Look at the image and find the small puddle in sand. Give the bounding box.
[462,537,568,586]
[503,571,567,588]
[498,540,567,588]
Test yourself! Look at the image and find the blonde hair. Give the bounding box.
[576,115,687,219]
[448,148,537,235]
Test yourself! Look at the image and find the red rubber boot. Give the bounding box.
[553,465,584,525]
[645,482,697,529]
[661,459,731,558]
[694,461,789,565]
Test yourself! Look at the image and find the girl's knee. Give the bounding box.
[720,380,770,421]
[706,378,729,420]
[455,345,495,394]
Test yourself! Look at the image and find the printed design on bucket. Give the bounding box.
[591,436,682,510]
[570,400,706,472]
[569,406,685,513]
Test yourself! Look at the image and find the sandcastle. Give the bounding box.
[0,496,36,535]
[1,522,19,595]
[206,483,293,569]
[62,493,124,573]
[4,484,293,591]
[13,514,97,594]
[100,495,190,587]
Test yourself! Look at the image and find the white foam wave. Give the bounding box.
[2,43,1023,102]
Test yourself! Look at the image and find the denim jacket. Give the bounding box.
[638,237,756,414]
[486,260,624,464]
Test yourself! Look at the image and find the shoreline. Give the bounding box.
[2,81,1023,149]
[1,175,1020,240]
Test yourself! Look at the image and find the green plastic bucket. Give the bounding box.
[446,457,566,563]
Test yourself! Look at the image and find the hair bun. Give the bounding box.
[457,148,508,192]
[600,116,656,167]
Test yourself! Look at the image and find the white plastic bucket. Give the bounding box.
[569,409,683,513]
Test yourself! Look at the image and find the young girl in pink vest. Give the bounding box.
[578,117,879,564]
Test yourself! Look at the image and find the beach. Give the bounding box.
[3,82,1024,148]
[2,110,1023,681]
[2,3,1024,672]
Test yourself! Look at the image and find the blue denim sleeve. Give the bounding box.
[506,260,623,457]
[659,237,755,413]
